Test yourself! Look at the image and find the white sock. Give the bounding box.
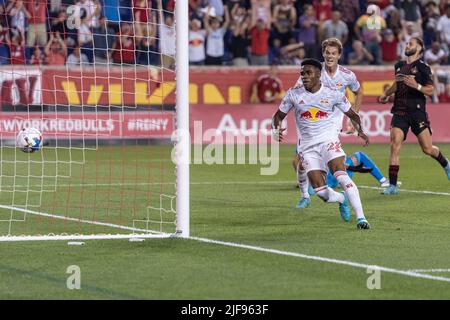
[334,170,366,220]
[315,186,344,203]
[326,187,345,203]
[379,177,387,184]
[315,186,329,201]
[297,168,310,199]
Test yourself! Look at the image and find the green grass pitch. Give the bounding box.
[0,143,450,299]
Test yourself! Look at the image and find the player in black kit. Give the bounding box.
[378,37,450,195]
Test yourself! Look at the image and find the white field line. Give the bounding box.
[1,205,450,284]
[0,234,170,242]
[408,269,450,273]
[188,236,450,284]
[0,205,166,236]
[2,180,450,196]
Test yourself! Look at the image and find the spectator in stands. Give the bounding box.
[250,63,283,103]
[93,15,115,64]
[230,15,249,66]
[422,1,440,47]
[314,0,333,23]
[333,0,360,42]
[103,0,121,25]
[0,8,9,65]
[157,0,176,69]
[189,0,208,21]
[380,28,399,64]
[229,1,248,33]
[355,4,386,65]
[44,32,67,65]
[269,37,283,64]
[29,46,44,65]
[110,22,135,65]
[437,3,450,61]
[276,40,305,65]
[189,18,206,65]
[8,29,25,65]
[76,0,101,28]
[78,12,94,63]
[383,3,403,36]
[272,0,297,46]
[7,0,31,40]
[135,10,158,66]
[67,45,90,65]
[49,0,63,14]
[208,0,225,18]
[204,6,230,65]
[51,10,68,41]
[26,0,47,47]
[399,0,422,36]
[298,4,319,59]
[249,17,270,65]
[133,0,150,37]
[348,39,374,65]
[319,8,349,45]
[251,0,271,25]
[424,41,448,65]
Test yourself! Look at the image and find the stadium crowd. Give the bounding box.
[0,0,449,67]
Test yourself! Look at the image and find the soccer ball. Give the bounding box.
[16,128,43,153]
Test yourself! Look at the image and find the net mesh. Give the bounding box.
[0,0,177,239]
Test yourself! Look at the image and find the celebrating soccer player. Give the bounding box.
[378,37,450,195]
[272,59,371,229]
[292,38,364,209]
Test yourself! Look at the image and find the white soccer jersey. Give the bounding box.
[295,64,360,132]
[279,84,351,150]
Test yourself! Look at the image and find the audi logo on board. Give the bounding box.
[344,110,392,137]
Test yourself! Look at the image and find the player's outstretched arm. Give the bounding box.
[378,81,396,103]
[271,110,287,142]
[344,108,369,146]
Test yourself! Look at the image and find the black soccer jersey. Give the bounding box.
[392,59,433,115]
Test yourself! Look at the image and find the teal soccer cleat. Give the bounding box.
[308,185,315,196]
[296,197,311,209]
[445,162,450,181]
[357,218,371,230]
[381,184,400,195]
[338,192,351,222]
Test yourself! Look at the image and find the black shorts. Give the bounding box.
[391,111,432,140]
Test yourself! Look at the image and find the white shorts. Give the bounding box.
[299,140,346,173]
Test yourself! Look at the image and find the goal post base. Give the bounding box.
[0,233,175,242]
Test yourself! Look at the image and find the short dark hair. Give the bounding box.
[301,58,322,71]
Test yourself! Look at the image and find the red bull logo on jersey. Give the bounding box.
[336,82,343,90]
[299,107,329,122]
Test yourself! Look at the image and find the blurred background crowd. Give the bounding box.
[0,0,449,67]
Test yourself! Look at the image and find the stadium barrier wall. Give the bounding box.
[1,65,449,107]
[0,66,448,143]
[190,103,450,144]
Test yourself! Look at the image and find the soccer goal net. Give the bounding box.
[0,0,189,241]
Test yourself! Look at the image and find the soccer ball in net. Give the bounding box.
[16,128,43,153]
